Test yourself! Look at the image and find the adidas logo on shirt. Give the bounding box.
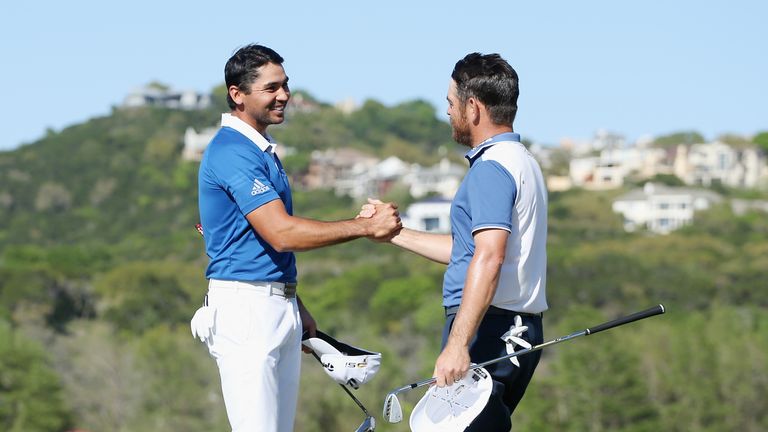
[251,179,270,195]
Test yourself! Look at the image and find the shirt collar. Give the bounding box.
[220,113,277,153]
[464,132,521,162]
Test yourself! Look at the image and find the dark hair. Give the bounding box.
[451,53,519,126]
[224,44,285,109]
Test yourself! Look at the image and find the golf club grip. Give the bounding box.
[586,304,665,335]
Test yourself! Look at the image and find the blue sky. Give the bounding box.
[1,1,766,150]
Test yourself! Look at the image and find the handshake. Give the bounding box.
[356,198,401,242]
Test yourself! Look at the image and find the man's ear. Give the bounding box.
[467,97,482,124]
[228,85,243,106]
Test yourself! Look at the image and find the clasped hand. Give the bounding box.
[357,198,401,241]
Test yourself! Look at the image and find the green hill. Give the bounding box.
[0,91,455,258]
[0,91,766,432]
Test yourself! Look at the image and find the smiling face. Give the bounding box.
[229,62,290,134]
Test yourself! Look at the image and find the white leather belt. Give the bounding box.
[208,279,297,298]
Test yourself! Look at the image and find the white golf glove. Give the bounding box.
[500,315,532,367]
[190,304,216,344]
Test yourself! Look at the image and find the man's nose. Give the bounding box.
[277,87,290,101]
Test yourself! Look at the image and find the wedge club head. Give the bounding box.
[383,392,403,423]
[355,415,375,432]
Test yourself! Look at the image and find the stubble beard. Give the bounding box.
[253,105,286,129]
[451,112,472,147]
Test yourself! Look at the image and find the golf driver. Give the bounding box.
[310,351,376,432]
[383,304,666,423]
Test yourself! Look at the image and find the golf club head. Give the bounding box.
[383,392,403,423]
[355,415,375,432]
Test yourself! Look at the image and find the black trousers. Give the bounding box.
[441,307,544,432]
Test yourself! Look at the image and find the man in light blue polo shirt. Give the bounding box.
[193,44,401,432]
[368,53,547,431]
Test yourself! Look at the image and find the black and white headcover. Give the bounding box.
[302,330,381,388]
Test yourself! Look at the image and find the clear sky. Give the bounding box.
[1,1,766,150]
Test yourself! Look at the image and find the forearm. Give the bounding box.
[445,253,503,349]
[266,215,370,252]
[390,228,452,264]
[247,199,400,252]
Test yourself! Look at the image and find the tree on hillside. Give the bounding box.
[652,131,705,147]
[753,131,768,153]
[717,133,752,148]
[642,173,685,187]
[51,321,142,431]
[93,262,203,334]
[131,325,229,431]
[0,320,72,432]
[545,147,572,176]
[146,81,171,91]
[209,83,230,113]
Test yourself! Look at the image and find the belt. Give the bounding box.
[444,305,542,318]
[208,279,297,298]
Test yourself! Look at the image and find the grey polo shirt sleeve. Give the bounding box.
[467,160,517,234]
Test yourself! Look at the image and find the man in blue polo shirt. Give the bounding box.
[193,44,401,432]
[366,52,547,431]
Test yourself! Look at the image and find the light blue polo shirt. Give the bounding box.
[443,132,549,313]
[198,114,296,283]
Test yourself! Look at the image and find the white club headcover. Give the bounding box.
[302,330,381,387]
[410,367,493,432]
[500,315,532,367]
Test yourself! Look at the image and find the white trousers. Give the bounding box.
[204,281,302,432]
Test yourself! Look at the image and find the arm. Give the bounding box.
[297,295,317,353]
[361,199,452,264]
[389,228,452,265]
[432,228,508,387]
[246,199,400,252]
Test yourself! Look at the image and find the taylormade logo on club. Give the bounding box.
[324,361,368,370]
[251,179,269,195]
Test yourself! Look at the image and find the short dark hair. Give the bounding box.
[451,53,519,126]
[224,44,285,109]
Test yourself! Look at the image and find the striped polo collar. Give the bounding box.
[464,132,521,162]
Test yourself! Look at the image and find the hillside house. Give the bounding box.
[402,198,453,233]
[123,85,211,110]
[674,142,767,188]
[403,158,466,199]
[612,182,721,234]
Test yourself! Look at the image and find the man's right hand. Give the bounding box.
[363,199,401,240]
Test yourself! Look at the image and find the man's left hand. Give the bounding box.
[432,343,471,387]
[298,297,317,353]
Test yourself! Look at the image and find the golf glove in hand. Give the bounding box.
[190,305,216,344]
[500,315,532,367]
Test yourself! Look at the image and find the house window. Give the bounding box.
[719,153,728,170]
[423,217,440,232]
[659,203,669,209]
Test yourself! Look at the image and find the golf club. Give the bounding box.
[310,351,376,432]
[383,304,666,423]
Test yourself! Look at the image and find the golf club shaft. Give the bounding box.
[393,304,665,393]
[310,351,373,417]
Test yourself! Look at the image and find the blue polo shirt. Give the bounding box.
[198,114,296,283]
[443,132,549,313]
